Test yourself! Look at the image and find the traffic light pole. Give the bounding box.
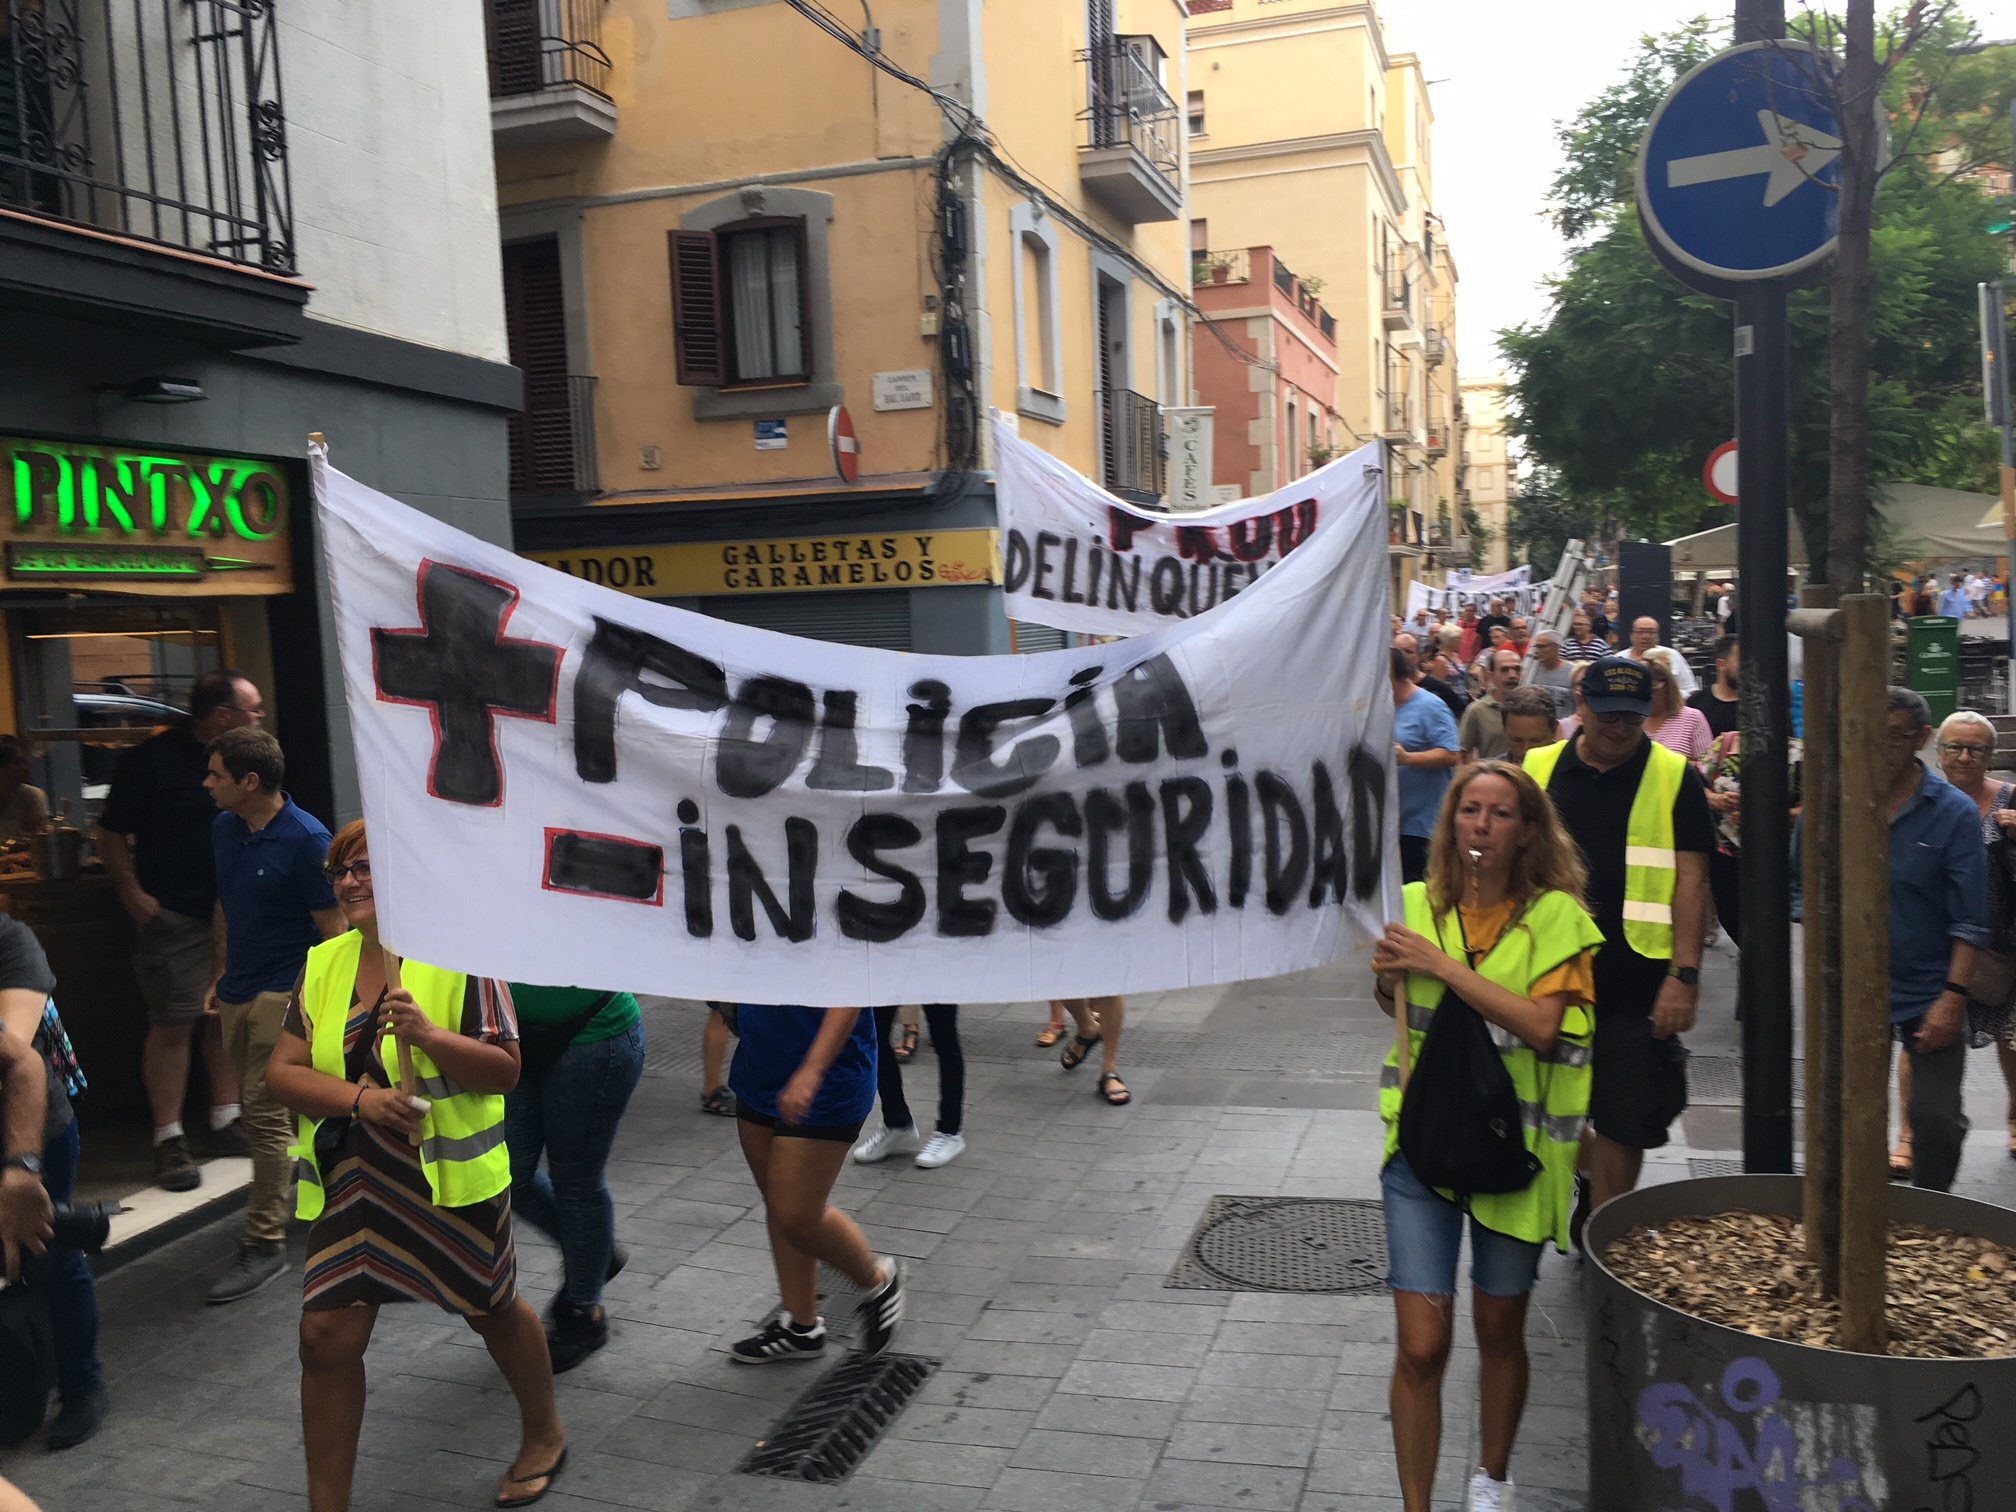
[1734,0,1795,1174]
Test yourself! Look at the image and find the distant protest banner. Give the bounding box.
[316,444,1399,1006]
[1405,577,1550,621]
[995,412,1383,639]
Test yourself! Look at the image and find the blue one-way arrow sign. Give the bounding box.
[1636,40,1845,286]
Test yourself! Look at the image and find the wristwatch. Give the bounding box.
[1,1154,43,1178]
[1667,965,1701,987]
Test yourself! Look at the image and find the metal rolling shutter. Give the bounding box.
[704,590,913,651]
[1011,621,1067,653]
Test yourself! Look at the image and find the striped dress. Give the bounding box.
[282,976,520,1315]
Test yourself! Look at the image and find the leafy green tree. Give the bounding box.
[1502,11,2015,582]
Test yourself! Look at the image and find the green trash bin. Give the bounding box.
[1907,615,1961,726]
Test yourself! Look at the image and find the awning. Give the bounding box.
[1667,482,2003,569]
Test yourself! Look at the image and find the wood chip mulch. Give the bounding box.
[1603,1210,2016,1358]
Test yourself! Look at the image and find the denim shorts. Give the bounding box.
[1381,1151,1544,1299]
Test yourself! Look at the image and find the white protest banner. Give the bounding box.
[316,449,1399,1007]
[995,411,1382,638]
[1405,579,1549,620]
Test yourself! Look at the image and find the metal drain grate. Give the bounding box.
[1690,1055,1805,1107]
[738,1352,936,1484]
[1167,1195,1388,1294]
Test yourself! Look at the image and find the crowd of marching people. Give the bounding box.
[1,591,2012,1512]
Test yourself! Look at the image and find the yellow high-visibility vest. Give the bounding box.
[1524,736,1686,959]
[288,931,508,1219]
[1380,883,1603,1249]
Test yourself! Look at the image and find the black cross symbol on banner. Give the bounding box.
[372,561,562,807]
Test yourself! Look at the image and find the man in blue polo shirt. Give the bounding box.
[201,727,345,1303]
[1391,646,1461,883]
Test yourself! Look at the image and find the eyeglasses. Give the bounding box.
[324,859,373,883]
[1940,742,1992,758]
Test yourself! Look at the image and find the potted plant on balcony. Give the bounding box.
[1387,497,1407,545]
[1307,442,1337,470]
[1194,253,1234,285]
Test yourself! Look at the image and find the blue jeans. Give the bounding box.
[504,1021,645,1310]
[1381,1151,1543,1299]
[40,1119,104,1398]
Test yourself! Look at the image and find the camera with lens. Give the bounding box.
[49,1201,110,1254]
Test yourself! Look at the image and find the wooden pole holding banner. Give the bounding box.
[382,948,423,1144]
[1393,981,1411,1089]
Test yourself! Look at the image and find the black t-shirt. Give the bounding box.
[0,914,65,1142]
[98,723,217,921]
[1475,614,1512,643]
[1540,735,1715,988]
[1689,687,1740,741]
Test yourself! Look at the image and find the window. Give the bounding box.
[1190,218,1209,254]
[1187,90,1205,137]
[1285,394,1297,479]
[502,236,583,494]
[1012,203,1066,424]
[1156,299,1181,407]
[669,218,808,387]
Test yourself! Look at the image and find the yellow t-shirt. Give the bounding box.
[1451,897,1597,1007]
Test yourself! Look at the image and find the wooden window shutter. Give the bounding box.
[669,230,725,387]
[502,237,574,494]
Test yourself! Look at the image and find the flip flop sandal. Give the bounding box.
[1035,1025,1067,1048]
[1097,1072,1133,1106]
[894,1024,920,1061]
[1888,1139,1912,1181]
[1060,1032,1102,1071]
[699,1088,737,1117]
[497,1445,568,1508]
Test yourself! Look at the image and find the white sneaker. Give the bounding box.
[851,1123,924,1164]
[914,1132,967,1168]
[1464,1468,1515,1512]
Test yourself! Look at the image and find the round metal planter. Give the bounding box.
[1583,1174,2016,1510]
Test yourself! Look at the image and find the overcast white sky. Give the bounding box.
[1380,0,2016,376]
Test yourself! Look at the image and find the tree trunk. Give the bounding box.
[1827,0,1880,591]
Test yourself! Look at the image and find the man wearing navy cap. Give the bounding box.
[1524,657,1715,1234]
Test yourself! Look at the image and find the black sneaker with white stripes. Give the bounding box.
[730,1316,827,1364]
[856,1257,905,1358]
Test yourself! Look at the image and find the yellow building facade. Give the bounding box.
[1185,0,1462,596]
[1459,373,1514,574]
[490,0,1193,652]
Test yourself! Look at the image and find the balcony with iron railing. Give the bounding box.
[1193,246,1336,350]
[485,0,615,149]
[0,0,305,342]
[1424,327,1446,365]
[1382,269,1412,330]
[1380,391,1413,442]
[1101,387,1165,502]
[1078,38,1182,224]
[510,373,599,497]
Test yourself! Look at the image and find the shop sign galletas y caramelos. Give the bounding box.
[1,435,294,594]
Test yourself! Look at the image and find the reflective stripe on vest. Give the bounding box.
[1524,738,1686,958]
[289,931,510,1220]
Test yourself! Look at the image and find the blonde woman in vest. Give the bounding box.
[266,822,566,1511]
[1372,761,1601,1512]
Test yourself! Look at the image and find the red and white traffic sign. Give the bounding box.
[829,405,860,484]
[1704,440,1738,505]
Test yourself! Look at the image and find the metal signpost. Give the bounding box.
[1636,17,1842,1174]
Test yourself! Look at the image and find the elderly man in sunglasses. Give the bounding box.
[200,726,348,1304]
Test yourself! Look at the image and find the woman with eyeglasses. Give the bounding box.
[266,822,567,1510]
[1889,711,2016,1175]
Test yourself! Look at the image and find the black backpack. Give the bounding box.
[1396,910,1546,1198]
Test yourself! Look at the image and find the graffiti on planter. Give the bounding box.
[1913,1382,1981,1512]
[1636,1356,1879,1512]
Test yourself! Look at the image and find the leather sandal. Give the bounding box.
[893,1023,920,1061]
[1888,1136,1912,1181]
[1035,1024,1067,1048]
[1060,1032,1102,1070]
[1097,1071,1133,1106]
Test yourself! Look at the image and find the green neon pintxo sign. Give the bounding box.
[0,436,293,592]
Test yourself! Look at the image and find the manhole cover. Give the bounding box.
[1168,1195,1387,1293]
